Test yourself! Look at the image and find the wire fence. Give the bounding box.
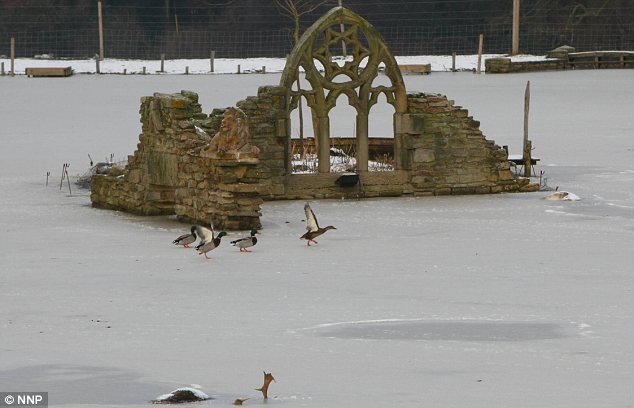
[4,25,632,60]
[1,2,633,59]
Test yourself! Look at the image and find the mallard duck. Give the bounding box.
[195,229,227,260]
[230,229,258,252]
[300,202,336,246]
[172,226,198,248]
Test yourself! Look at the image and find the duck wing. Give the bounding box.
[230,236,248,245]
[304,203,319,232]
[232,235,257,248]
[196,240,214,253]
[194,225,214,243]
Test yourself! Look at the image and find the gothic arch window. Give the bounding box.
[280,7,408,173]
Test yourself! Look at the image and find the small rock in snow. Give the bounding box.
[151,387,211,404]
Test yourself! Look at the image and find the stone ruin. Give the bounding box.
[91,90,267,230]
[91,7,537,230]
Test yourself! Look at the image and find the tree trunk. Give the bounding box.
[294,16,307,157]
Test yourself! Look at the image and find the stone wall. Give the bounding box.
[403,92,533,195]
[91,88,536,230]
[91,90,208,216]
[281,171,412,200]
[174,153,263,230]
[485,48,634,73]
[91,90,265,230]
[485,57,566,73]
[234,86,288,198]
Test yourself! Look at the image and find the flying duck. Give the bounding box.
[230,229,258,252]
[300,202,336,246]
[172,226,198,248]
[195,227,227,260]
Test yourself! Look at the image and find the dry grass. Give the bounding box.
[291,139,394,173]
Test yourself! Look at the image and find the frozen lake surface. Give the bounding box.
[1,70,633,407]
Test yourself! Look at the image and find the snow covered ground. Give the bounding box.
[1,53,549,75]
[1,67,633,407]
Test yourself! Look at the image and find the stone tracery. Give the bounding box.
[280,7,407,173]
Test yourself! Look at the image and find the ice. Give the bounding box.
[1,66,633,407]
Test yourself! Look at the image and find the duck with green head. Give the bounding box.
[230,229,258,252]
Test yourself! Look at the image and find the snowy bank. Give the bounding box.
[0,54,549,75]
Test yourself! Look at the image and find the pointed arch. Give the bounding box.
[280,6,407,115]
[280,7,409,174]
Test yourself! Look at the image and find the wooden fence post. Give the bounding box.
[476,34,484,74]
[512,0,520,55]
[10,37,15,77]
[523,80,532,177]
[98,0,104,60]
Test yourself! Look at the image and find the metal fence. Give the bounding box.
[1,3,633,59]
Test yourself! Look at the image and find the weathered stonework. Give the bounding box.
[485,57,567,73]
[174,153,263,231]
[91,90,264,230]
[403,92,532,195]
[486,46,634,73]
[91,88,535,227]
[91,7,537,229]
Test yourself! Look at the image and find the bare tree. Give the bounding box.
[274,0,334,43]
[274,0,335,159]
